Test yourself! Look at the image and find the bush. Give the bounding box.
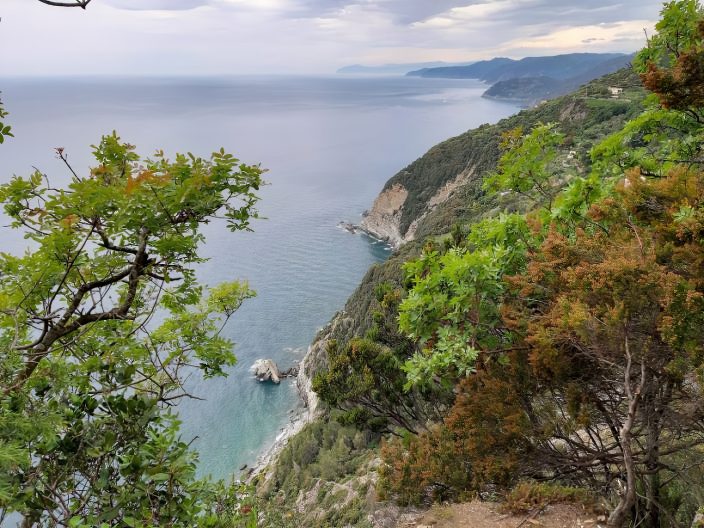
[503,482,596,514]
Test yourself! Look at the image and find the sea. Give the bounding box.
[0,75,519,479]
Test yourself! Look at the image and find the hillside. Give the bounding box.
[253,66,650,527]
[256,5,704,523]
[482,75,560,101]
[406,52,629,82]
[483,54,636,103]
[360,67,644,246]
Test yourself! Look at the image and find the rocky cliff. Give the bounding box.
[359,183,408,247]
[360,170,475,248]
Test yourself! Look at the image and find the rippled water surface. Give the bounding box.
[0,75,518,478]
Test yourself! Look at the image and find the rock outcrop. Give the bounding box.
[251,359,298,384]
[360,183,409,248]
[247,318,341,484]
[252,359,281,383]
[360,169,473,249]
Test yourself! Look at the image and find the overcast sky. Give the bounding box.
[1,0,663,75]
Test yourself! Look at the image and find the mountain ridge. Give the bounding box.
[336,61,472,75]
[483,53,635,103]
[406,52,629,82]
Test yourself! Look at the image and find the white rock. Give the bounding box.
[251,359,281,384]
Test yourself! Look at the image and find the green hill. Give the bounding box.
[406,52,629,82]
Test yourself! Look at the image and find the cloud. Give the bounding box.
[104,0,290,11]
[0,0,663,75]
[104,0,208,10]
[290,0,468,23]
[501,19,654,52]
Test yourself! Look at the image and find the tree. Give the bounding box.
[313,283,449,435]
[0,133,263,526]
[398,213,534,388]
[483,123,566,210]
[501,169,704,527]
[386,156,704,528]
[638,0,704,120]
[384,4,704,525]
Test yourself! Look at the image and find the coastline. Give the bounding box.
[244,394,311,483]
[337,221,399,251]
[244,323,328,483]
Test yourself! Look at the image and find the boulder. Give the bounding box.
[251,359,282,384]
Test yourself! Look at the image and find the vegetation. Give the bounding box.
[258,416,378,528]
[375,2,704,527]
[313,281,450,435]
[384,67,646,239]
[0,133,263,526]
[7,2,704,527]
[0,97,13,144]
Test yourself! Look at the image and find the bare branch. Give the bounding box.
[7,228,151,394]
[36,0,92,8]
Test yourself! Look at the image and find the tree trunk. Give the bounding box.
[608,340,644,528]
[644,379,670,528]
[645,385,661,528]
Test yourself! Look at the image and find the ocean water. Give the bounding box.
[0,76,519,479]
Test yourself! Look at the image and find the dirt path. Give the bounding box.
[396,500,605,528]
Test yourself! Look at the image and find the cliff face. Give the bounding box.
[359,183,408,247]
[296,317,339,416]
[360,170,474,248]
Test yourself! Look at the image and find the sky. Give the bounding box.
[0,0,664,75]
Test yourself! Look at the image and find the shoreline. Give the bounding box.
[337,221,398,251]
[244,394,311,482]
[243,330,326,483]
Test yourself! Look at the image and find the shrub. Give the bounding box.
[503,482,596,514]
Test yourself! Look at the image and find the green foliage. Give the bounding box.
[550,172,610,227]
[483,123,565,207]
[591,107,703,178]
[399,214,532,388]
[0,133,263,525]
[0,96,13,144]
[635,0,704,70]
[313,280,447,434]
[313,338,416,432]
[262,416,377,527]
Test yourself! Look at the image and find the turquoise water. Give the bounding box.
[0,76,519,479]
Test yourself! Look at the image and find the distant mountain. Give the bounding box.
[483,54,635,103]
[483,76,562,101]
[406,53,629,83]
[337,62,472,75]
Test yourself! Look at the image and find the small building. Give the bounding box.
[608,86,624,98]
